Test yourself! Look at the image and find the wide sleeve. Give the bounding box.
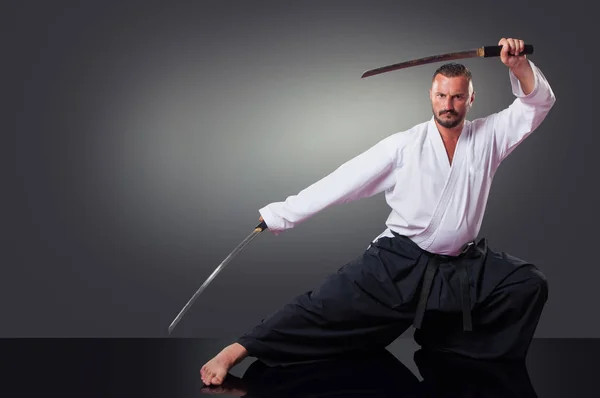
[259,135,400,235]
[488,60,556,165]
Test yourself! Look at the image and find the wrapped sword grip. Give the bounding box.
[483,44,534,57]
[255,220,268,231]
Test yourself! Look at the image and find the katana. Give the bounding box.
[361,44,534,78]
[168,220,268,334]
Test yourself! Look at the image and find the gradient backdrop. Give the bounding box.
[3,0,597,338]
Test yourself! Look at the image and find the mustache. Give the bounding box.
[439,110,457,116]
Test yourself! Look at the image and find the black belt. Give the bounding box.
[413,248,474,332]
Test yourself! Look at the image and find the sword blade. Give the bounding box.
[361,49,480,78]
[360,44,533,78]
[168,221,268,334]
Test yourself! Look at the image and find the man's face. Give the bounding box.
[429,74,474,129]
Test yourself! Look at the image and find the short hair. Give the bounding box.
[432,63,472,81]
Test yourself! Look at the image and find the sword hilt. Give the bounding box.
[483,44,534,57]
[255,220,268,232]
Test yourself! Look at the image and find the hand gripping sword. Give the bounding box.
[168,220,268,334]
[360,44,534,78]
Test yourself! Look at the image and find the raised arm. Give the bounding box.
[258,134,401,234]
[489,38,556,165]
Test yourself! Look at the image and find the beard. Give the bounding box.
[433,109,463,129]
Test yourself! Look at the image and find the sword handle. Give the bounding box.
[255,219,268,232]
[483,44,534,57]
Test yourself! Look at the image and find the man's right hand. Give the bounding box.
[255,215,267,232]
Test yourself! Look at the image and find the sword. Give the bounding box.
[361,44,534,78]
[168,219,268,334]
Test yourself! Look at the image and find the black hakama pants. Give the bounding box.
[236,233,548,365]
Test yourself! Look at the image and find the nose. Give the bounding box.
[443,96,453,109]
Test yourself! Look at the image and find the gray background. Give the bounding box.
[2,0,597,338]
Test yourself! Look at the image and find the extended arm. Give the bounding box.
[259,135,400,234]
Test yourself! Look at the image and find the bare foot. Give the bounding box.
[200,343,248,386]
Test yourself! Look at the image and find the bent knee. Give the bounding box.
[521,266,549,301]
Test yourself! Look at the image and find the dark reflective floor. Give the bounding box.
[1,338,597,397]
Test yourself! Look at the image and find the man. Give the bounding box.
[201,37,556,386]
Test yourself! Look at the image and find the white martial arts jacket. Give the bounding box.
[259,60,556,256]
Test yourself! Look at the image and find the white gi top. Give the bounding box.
[259,60,556,256]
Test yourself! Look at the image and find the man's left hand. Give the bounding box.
[498,37,529,70]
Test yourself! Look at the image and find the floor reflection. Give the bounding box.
[414,349,537,397]
[201,348,537,397]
